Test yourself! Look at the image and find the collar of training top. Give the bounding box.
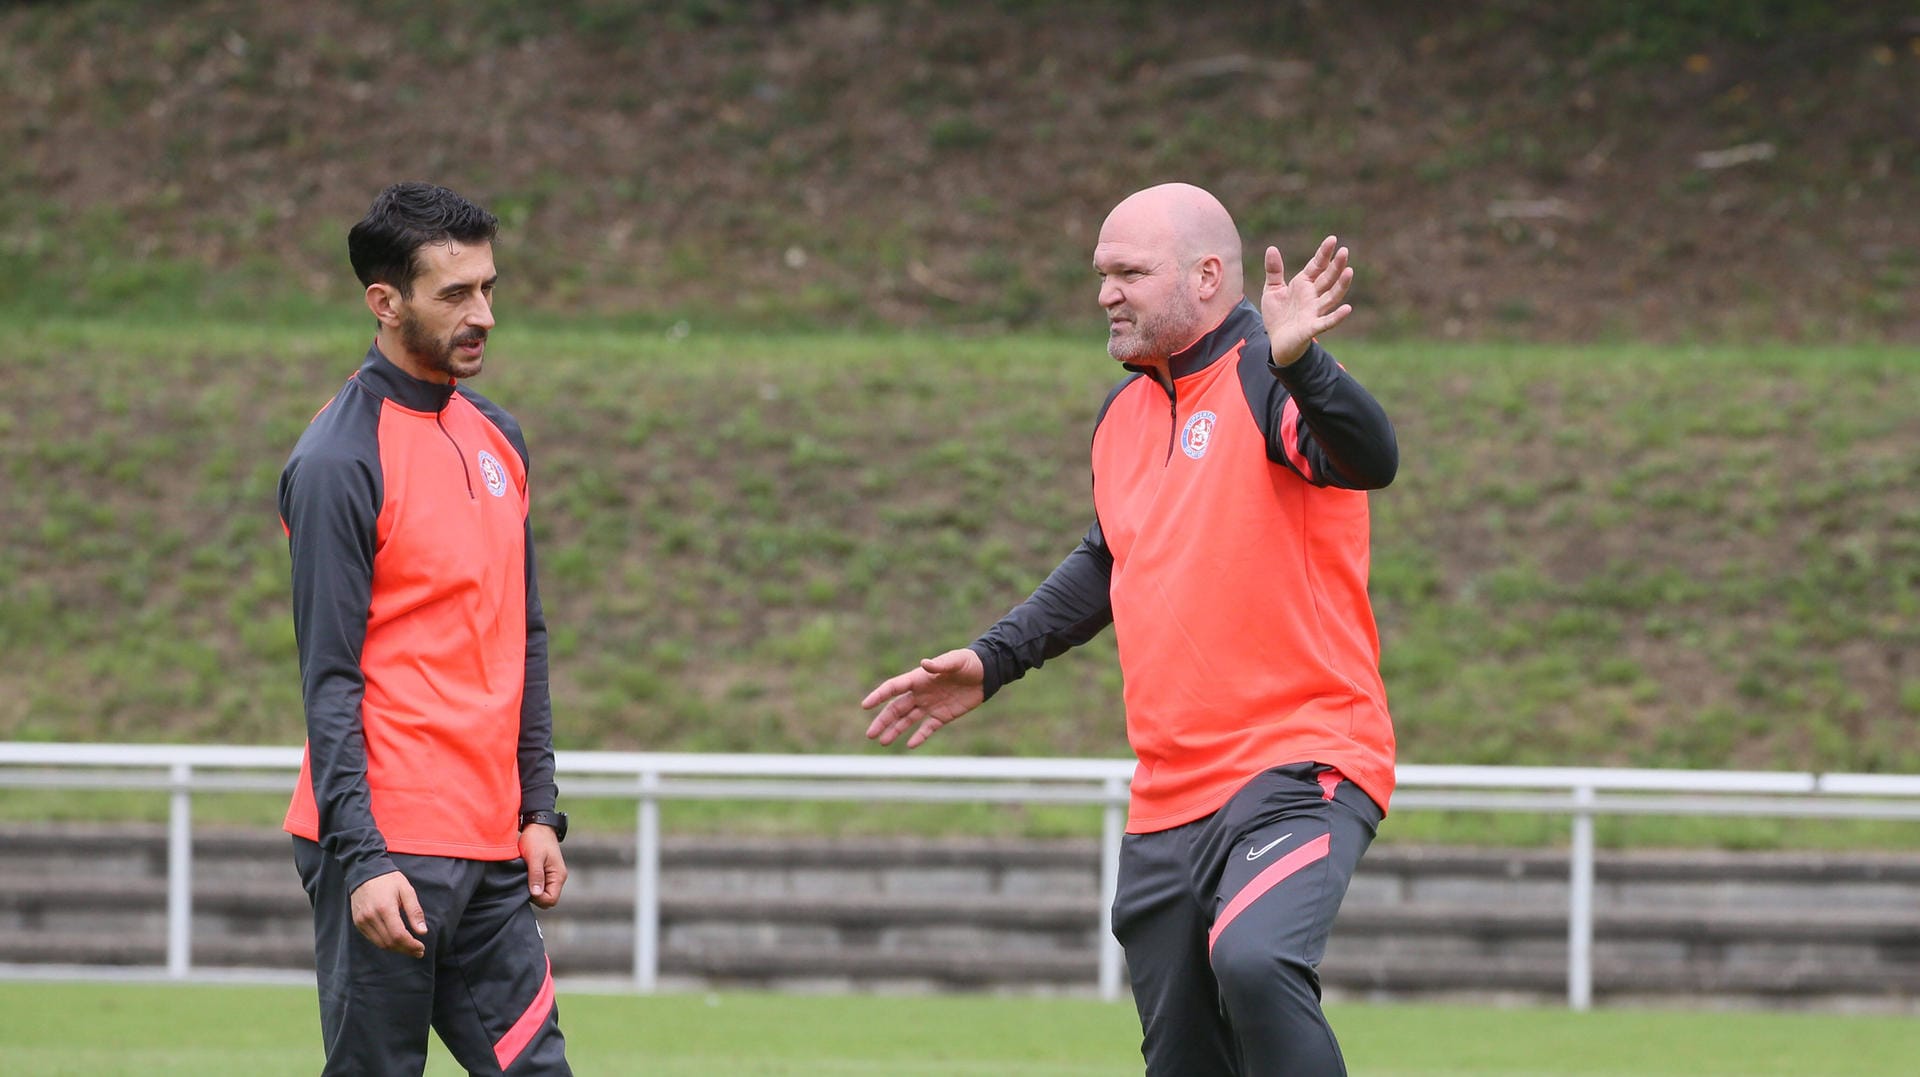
[1124,299,1261,383]
[355,341,460,413]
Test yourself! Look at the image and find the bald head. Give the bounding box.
[1105,183,1244,291]
[1093,183,1245,367]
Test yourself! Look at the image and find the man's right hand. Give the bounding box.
[350,870,428,958]
[862,648,986,749]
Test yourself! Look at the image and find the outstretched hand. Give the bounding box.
[1262,235,1353,366]
[862,648,986,749]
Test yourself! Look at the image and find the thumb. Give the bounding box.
[1264,245,1285,286]
[401,884,427,935]
[526,850,546,896]
[920,649,971,676]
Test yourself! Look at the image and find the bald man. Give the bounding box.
[863,183,1399,1075]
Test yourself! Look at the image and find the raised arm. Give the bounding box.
[1248,237,1397,489]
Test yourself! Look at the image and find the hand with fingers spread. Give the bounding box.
[862,648,986,749]
[350,870,429,958]
[1262,235,1354,367]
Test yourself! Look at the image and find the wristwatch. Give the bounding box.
[518,809,568,843]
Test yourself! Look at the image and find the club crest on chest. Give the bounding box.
[477,449,509,498]
[1181,410,1218,460]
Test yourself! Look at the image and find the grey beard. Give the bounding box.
[1109,307,1199,364]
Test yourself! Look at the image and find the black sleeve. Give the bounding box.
[1244,339,1399,490]
[517,519,558,815]
[461,388,560,816]
[280,448,395,892]
[967,520,1115,700]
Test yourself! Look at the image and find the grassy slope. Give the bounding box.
[0,2,1914,342]
[0,984,1916,1076]
[4,320,1917,796]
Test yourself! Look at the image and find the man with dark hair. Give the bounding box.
[863,183,1398,1076]
[281,181,571,1074]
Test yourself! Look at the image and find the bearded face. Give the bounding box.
[399,307,488,380]
[379,239,496,383]
[1106,278,1202,365]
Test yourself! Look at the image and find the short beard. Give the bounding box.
[398,310,485,380]
[1107,289,1201,365]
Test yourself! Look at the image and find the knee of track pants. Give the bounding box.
[1209,938,1323,1011]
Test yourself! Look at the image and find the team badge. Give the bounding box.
[477,449,509,498]
[1180,410,1218,460]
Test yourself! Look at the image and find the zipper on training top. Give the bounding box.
[1156,371,1178,466]
[436,409,476,500]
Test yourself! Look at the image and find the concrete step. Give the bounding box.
[0,874,1099,929]
[0,874,307,916]
[1362,845,1920,885]
[0,931,315,969]
[8,825,1920,1004]
[1323,952,1920,999]
[1337,903,1920,944]
[15,824,1920,881]
[0,928,1096,988]
[0,826,1102,898]
[659,892,1099,931]
[28,926,1912,1005]
[655,942,1096,989]
[9,868,1915,948]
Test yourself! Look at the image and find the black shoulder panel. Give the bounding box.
[457,386,530,469]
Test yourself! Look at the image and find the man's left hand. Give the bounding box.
[1262,235,1354,367]
[520,824,567,909]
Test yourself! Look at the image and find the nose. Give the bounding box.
[1099,278,1123,310]
[470,295,495,331]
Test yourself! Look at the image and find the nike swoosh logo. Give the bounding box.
[1246,833,1294,861]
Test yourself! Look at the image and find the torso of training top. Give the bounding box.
[279,343,557,888]
[969,300,1399,833]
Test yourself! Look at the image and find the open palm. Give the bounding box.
[1262,235,1354,366]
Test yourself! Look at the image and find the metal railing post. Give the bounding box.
[167,762,193,980]
[1097,776,1126,1001]
[634,768,661,993]
[1568,784,1595,1011]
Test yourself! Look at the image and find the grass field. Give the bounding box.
[0,982,1916,1076]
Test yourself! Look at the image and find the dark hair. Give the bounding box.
[347,182,499,295]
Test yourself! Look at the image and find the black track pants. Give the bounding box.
[1111,763,1382,1077]
[293,837,571,1076]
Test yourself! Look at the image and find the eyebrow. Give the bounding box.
[436,275,498,298]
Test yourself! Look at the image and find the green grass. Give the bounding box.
[0,983,1915,1076]
[3,317,1919,848]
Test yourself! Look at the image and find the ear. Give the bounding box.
[365,283,404,327]
[1193,254,1224,302]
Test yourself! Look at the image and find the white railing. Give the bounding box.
[4,742,1920,1009]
